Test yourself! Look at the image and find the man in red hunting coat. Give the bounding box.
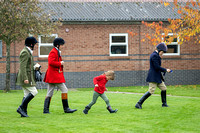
[43,38,77,114]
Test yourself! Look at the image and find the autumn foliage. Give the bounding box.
[128,0,200,45]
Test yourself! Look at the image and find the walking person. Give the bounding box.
[16,37,40,117]
[43,38,77,114]
[135,43,171,109]
[83,70,118,114]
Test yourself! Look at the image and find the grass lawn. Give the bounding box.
[0,85,200,133]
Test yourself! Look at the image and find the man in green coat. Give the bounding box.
[16,37,39,117]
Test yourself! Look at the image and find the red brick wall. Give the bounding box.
[1,24,200,74]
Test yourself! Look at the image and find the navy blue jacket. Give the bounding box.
[146,51,167,83]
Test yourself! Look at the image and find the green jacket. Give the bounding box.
[16,47,36,87]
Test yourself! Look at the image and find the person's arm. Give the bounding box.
[48,51,62,68]
[93,75,103,86]
[152,55,166,72]
[20,51,29,83]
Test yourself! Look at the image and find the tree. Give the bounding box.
[128,0,200,45]
[0,0,61,92]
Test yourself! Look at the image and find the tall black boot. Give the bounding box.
[83,106,91,114]
[161,90,168,107]
[17,93,34,117]
[21,97,28,117]
[107,106,118,113]
[62,93,77,113]
[43,97,51,114]
[135,91,151,109]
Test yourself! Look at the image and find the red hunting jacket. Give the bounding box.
[44,48,65,83]
[93,74,108,94]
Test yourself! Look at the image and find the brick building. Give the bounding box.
[0,1,200,90]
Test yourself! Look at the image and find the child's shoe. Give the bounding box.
[107,106,118,113]
[83,106,91,114]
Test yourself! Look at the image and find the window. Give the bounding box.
[162,33,180,56]
[0,40,2,58]
[109,33,128,56]
[38,34,58,57]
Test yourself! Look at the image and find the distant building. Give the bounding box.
[0,1,199,89]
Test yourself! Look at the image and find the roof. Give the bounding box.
[39,0,188,2]
[40,2,182,22]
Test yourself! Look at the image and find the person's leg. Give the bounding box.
[23,87,30,98]
[135,82,156,109]
[21,87,30,116]
[158,81,168,107]
[87,91,100,108]
[100,93,118,113]
[100,93,110,106]
[43,83,55,114]
[17,86,38,117]
[83,91,100,114]
[58,83,77,113]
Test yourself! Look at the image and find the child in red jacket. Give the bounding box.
[83,70,118,114]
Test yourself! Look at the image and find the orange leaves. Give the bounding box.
[159,21,163,25]
[138,21,167,45]
[189,0,197,7]
[184,36,190,41]
[127,30,138,37]
[164,2,170,7]
[173,0,178,6]
[142,21,145,24]
[177,10,182,14]
[141,39,145,42]
[128,0,200,45]
[145,34,151,40]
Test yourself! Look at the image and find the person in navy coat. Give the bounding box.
[135,43,171,109]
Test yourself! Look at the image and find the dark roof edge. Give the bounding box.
[61,20,170,25]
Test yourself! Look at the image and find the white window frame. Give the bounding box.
[38,34,58,57]
[162,33,180,56]
[109,33,128,56]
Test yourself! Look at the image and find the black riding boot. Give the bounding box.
[161,90,168,107]
[21,97,28,117]
[107,106,118,113]
[83,106,91,114]
[43,97,51,114]
[62,93,77,113]
[17,93,34,117]
[62,99,77,113]
[135,91,151,109]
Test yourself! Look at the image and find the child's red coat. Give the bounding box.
[93,74,108,94]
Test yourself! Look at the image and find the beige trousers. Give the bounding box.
[46,83,68,97]
[148,81,167,94]
[22,86,38,97]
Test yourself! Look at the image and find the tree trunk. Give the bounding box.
[4,41,11,92]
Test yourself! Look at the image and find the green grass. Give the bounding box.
[0,85,200,133]
[77,85,200,97]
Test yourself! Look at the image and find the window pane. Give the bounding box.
[112,36,126,43]
[111,46,126,54]
[40,46,54,55]
[166,45,178,53]
[41,36,55,43]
